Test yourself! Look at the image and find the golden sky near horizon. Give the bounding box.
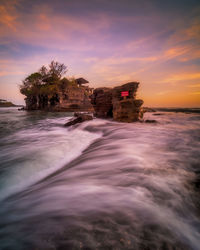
[0,0,200,107]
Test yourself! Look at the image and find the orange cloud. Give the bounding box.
[167,16,200,45]
[0,0,20,32]
[161,73,200,83]
[187,83,200,88]
[185,18,200,41]
[0,2,112,51]
[0,70,24,77]
[164,46,190,59]
[189,92,200,95]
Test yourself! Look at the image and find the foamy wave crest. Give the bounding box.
[0,119,101,201]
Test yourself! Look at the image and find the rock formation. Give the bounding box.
[23,79,93,111]
[90,82,143,122]
[64,113,93,127]
[90,88,113,118]
[56,84,93,111]
[20,61,144,123]
[20,61,94,112]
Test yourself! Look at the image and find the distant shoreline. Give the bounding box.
[0,103,23,108]
[0,104,23,108]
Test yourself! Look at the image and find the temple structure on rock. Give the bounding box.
[24,78,93,111]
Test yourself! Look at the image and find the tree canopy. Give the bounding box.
[20,61,72,97]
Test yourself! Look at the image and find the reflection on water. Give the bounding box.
[0,108,200,250]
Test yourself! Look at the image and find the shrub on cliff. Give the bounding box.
[20,61,68,97]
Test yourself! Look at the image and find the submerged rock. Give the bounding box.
[64,113,93,127]
[18,107,25,111]
[145,119,157,123]
[153,113,164,116]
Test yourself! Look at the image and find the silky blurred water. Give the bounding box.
[0,107,200,250]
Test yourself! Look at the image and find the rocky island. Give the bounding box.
[20,61,93,111]
[91,82,143,122]
[20,61,144,123]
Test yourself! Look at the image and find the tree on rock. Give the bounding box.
[19,61,92,112]
[20,61,67,96]
[49,61,67,79]
[20,61,68,110]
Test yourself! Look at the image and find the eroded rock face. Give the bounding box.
[58,86,93,111]
[90,88,113,118]
[91,82,144,122]
[24,80,93,111]
[112,99,143,122]
[112,82,143,122]
[112,82,139,102]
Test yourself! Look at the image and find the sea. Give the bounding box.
[0,107,200,250]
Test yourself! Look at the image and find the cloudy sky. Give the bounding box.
[0,0,200,106]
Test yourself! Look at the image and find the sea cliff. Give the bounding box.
[91,82,143,122]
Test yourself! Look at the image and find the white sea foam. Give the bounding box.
[0,115,101,201]
[0,108,200,249]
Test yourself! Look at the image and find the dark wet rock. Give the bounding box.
[90,88,113,118]
[74,112,93,118]
[64,117,82,127]
[145,119,157,123]
[18,107,25,111]
[153,113,164,116]
[142,107,156,112]
[64,113,93,127]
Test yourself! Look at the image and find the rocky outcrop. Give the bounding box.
[64,113,93,127]
[90,88,113,118]
[24,80,93,111]
[90,82,143,122]
[58,86,93,111]
[112,82,143,122]
[145,119,157,123]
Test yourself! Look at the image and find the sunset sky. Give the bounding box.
[0,0,200,107]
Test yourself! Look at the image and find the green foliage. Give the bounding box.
[20,61,68,97]
[39,84,58,96]
[58,77,77,90]
[68,77,78,87]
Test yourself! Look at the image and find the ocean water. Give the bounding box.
[0,107,200,250]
